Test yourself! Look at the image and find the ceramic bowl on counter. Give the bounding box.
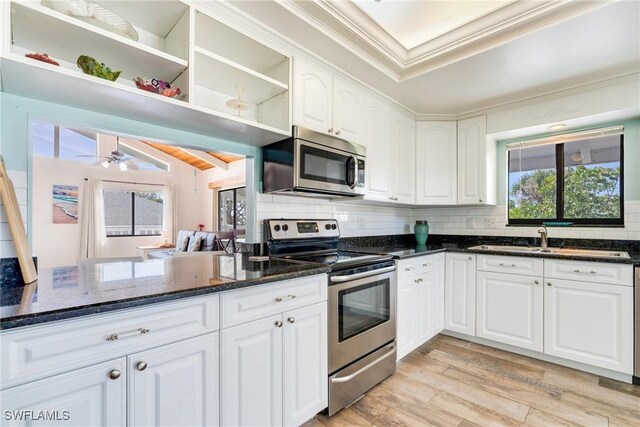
[134,77,181,98]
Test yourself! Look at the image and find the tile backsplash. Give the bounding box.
[256,194,640,242]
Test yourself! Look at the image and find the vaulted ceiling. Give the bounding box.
[229,0,640,116]
[143,142,243,171]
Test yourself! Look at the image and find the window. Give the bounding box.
[104,189,164,236]
[218,187,246,231]
[33,122,98,163]
[508,128,623,225]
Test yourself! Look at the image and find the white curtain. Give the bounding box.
[79,179,106,258]
[163,184,175,243]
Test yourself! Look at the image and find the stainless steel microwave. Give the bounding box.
[262,126,366,197]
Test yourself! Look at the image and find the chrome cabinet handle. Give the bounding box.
[479,199,483,202]
[328,128,334,133]
[136,361,147,372]
[287,317,295,324]
[547,282,552,286]
[534,280,539,285]
[423,263,431,267]
[414,278,424,283]
[275,320,283,328]
[275,295,296,302]
[573,269,598,274]
[335,130,341,135]
[106,328,150,341]
[109,369,121,380]
[404,267,414,271]
[468,256,473,261]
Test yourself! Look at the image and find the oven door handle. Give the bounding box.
[330,265,396,283]
[330,343,396,384]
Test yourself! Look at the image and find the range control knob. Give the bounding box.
[331,224,337,230]
[325,224,332,230]
[282,224,289,232]
[274,225,281,232]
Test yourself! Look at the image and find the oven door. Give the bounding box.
[328,268,396,373]
[294,139,365,196]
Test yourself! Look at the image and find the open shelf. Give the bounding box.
[193,46,288,105]
[0,55,289,147]
[11,1,188,82]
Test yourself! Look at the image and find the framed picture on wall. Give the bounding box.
[52,184,78,224]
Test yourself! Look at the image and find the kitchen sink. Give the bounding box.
[468,245,630,259]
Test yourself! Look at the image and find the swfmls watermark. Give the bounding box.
[4,410,71,421]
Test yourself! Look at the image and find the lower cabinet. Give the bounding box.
[0,358,127,426]
[444,253,476,335]
[221,302,328,427]
[476,271,543,352]
[396,253,445,360]
[544,278,633,374]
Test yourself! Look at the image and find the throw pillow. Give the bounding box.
[187,235,203,252]
[175,234,190,252]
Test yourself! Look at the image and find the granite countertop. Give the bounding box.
[0,253,329,330]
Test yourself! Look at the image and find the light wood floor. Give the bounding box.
[305,334,640,427]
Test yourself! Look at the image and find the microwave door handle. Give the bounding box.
[347,155,358,189]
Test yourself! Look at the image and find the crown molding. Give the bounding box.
[276,0,614,83]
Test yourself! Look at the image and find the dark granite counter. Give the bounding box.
[339,234,640,265]
[0,253,329,330]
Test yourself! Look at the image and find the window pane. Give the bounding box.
[235,187,246,228]
[508,144,557,220]
[134,192,164,236]
[104,190,132,236]
[59,127,97,163]
[218,190,235,231]
[563,136,621,219]
[33,122,55,158]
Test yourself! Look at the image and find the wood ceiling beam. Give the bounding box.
[179,148,229,170]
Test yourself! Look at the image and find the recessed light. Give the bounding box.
[549,124,566,131]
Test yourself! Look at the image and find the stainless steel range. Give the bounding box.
[265,219,397,416]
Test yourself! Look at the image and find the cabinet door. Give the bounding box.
[364,95,393,201]
[444,253,476,336]
[431,252,446,335]
[457,115,487,204]
[1,359,126,426]
[416,271,434,345]
[293,58,333,134]
[283,303,328,427]
[544,279,633,374]
[396,277,417,360]
[221,315,283,426]
[476,272,543,352]
[416,121,457,205]
[393,109,416,204]
[333,78,364,145]
[128,334,218,427]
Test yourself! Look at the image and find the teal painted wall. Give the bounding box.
[496,118,640,206]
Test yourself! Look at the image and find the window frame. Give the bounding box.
[105,189,164,238]
[218,186,246,231]
[507,135,624,226]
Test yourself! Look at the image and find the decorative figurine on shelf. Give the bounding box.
[25,53,60,66]
[225,84,250,117]
[134,77,182,98]
[76,55,121,81]
[198,224,205,232]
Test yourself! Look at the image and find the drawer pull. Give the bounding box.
[414,278,423,283]
[573,269,599,274]
[423,263,431,267]
[275,320,283,328]
[498,263,518,267]
[109,369,121,380]
[136,361,147,372]
[106,328,150,341]
[275,294,296,302]
[287,317,295,324]
[404,267,414,271]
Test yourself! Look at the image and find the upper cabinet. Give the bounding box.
[364,95,394,201]
[416,121,457,205]
[392,109,416,204]
[2,1,291,146]
[457,115,496,205]
[293,57,365,145]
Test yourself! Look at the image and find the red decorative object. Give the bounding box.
[25,53,59,66]
[198,224,205,231]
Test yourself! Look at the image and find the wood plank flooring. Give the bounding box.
[304,334,640,427]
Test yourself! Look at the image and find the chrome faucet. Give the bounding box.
[537,225,549,250]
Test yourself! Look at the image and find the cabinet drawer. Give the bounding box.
[478,255,543,276]
[1,295,219,389]
[544,260,633,286]
[221,274,327,328]
[397,255,434,280]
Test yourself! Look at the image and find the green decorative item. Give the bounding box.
[76,55,121,81]
[415,220,429,245]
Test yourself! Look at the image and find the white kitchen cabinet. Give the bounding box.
[396,254,445,360]
[476,271,543,352]
[364,94,394,201]
[444,253,476,335]
[128,334,219,427]
[544,278,633,374]
[293,58,365,145]
[283,303,328,427]
[393,109,416,204]
[416,121,457,205]
[0,358,126,427]
[457,115,496,205]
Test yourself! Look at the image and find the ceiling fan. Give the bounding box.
[76,137,141,171]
